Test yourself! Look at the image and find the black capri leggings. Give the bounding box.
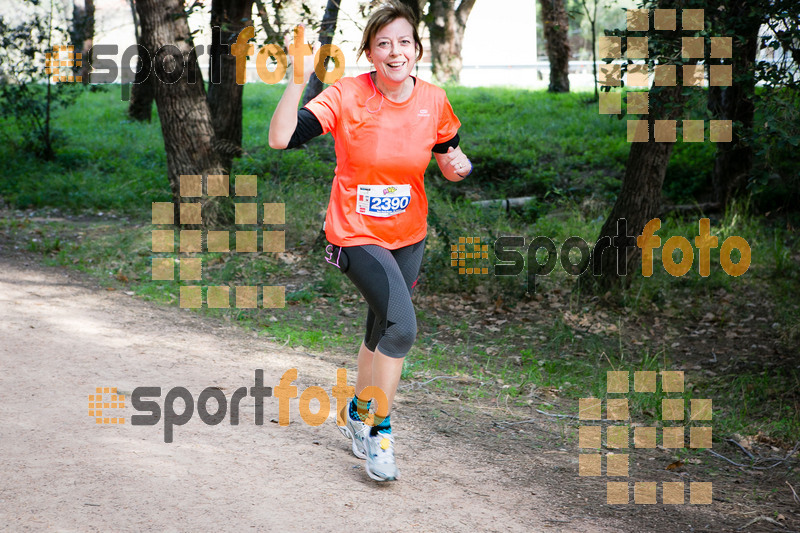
[324,238,425,358]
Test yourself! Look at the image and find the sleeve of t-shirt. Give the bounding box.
[304,81,343,135]
[436,95,461,145]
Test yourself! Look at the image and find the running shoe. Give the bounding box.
[338,402,368,459]
[364,430,399,481]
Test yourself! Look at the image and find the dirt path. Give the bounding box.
[0,256,625,532]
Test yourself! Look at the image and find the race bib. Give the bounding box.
[356,184,412,218]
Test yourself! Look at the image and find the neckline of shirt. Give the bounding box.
[364,72,418,108]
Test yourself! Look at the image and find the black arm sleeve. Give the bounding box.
[432,132,460,154]
[285,107,324,149]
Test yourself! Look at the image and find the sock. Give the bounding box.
[349,396,372,422]
[370,414,391,436]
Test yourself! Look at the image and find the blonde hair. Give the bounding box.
[357,1,423,62]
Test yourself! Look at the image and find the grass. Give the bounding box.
[1,83,799,444]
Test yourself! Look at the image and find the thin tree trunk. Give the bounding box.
[135,0,227,226]
[580,86,685,291]
[708,0,760,206]
[44,0,54,160]
[301,0,341,106]
[585,0,599,101]
[207,0,254,169]
[127,0,154,122]
[541,0,570,93]
[129,0,140,42]
[69,0,94,84]
[580,0,686,291]
[426,0,476,84]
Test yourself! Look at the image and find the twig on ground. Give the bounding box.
[398,375,460,390]
[281,335,290,347]
[755,441,800,468]
[708,441,800,470]
[708,449,750,468]
[536,409,579,420]
[504,418,540,426]
[788,481,800,506]
[727,438,756,460]
[534,409,620,423]
[492,419,559,436]
[737,516,787,530]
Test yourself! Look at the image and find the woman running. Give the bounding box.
[269,0,472,481]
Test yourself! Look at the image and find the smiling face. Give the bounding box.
[365,17,417,89]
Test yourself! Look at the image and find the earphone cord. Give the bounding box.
[365,71,384,114]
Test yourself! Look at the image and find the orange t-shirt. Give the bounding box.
[305,73,461,249]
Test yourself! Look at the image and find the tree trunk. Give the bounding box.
[580,95,681,290]
[579,0,686,291]
[207,0,254,169]
[302,0,340,106]
[127,0,155,122]
[135,0,228,226]
[708,0,761,206]
[426,0,476,84]
[128,55,155,121]
[69,0,94,84]
[541,0,570,93]
[397,0,424,25]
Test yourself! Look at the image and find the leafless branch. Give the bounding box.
[536,409,579,420]
[737,516,787,530]
[708,441,800,470]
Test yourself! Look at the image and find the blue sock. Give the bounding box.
[370,414,391,436]
[349,396,372,422]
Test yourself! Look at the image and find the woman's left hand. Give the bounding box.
[436,146,472,181]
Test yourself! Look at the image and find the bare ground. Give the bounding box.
[0,254,623,533]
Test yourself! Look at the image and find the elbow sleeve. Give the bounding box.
[285,108,324,149]
[432,133,460,154]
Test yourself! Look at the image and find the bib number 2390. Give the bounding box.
[356,184,411,218]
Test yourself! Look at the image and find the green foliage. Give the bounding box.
[663,140,714,201]
[435,87,628,202]
[0,0,84,159]
[748,87,800,207]
[567,0,639,60]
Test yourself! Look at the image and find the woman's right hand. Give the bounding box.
[285,25,320,85]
